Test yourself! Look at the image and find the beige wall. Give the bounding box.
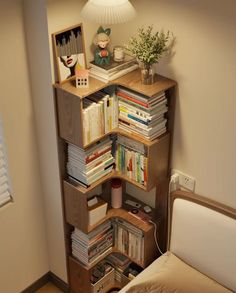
[111,0,236,208]
[24,0,68,282]
[0,0,49,292]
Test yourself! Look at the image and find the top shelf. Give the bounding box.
[54,69,176,99]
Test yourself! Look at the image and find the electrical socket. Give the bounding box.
[172,169,195,192]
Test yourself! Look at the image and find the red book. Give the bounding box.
[86,146,111,164]
[117,91,149,108]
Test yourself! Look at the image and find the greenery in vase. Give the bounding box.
[126,25,172,67]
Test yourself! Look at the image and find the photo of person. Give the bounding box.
[53,24,87,83]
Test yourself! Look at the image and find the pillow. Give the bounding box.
[126,252,232,293]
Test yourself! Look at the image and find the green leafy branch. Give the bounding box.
[126,25,172,65]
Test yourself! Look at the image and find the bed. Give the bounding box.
[119,190,236,293]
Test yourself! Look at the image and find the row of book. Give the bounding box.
[89,54,138,83]
[82,91,118,145]
[117,86,168,140]
[67,134,150,187]
[67,137,114,187]
[71,221,113,266]
[113,218,144,264]
[116,143,148,186]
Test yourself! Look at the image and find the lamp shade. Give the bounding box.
[81,0,136,24]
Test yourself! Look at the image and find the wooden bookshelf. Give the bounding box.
[54,69,176,293]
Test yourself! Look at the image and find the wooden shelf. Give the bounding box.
[88,207,154,234]
[54,69,176,100]
[54,68,176,293]
[83,127,166,149]
[113,70,176,98]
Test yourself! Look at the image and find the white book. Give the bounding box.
[108,96,113,131]
[89,55,136,74]
[89,63,139,83]
[88,103,97,142]
[85,157,114,177]
[82,108,90,145]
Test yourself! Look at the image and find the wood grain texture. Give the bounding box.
[147,134,170,190]
[113,69,176,98]
[69,257,91,293]
[63,179,156,234]
[54,70,177,292]
[54,69,176,99]
[63,180,89,233]
[56,87,83,147]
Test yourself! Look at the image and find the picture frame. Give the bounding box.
[52,23,87,84]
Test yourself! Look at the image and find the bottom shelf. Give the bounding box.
[69,255,143,293]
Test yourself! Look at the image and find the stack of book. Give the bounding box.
[67,137,114,187]
[113,218,144,264]
[71,221,113,266]
[115,135,148,186]
[105,253,131,283]
[89,54,138,83]
[83,91,118,145]
[117,86,168,140]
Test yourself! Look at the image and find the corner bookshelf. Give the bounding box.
[54,69,176,293]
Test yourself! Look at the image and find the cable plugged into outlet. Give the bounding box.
[172,169,196,192]
[170,173,179,192]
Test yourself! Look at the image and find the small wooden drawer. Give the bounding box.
[91,268,115,293]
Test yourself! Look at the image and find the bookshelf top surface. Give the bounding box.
[88,207,154,234]
[54,69,176,99]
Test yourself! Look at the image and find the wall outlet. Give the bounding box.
[172,169,196,192]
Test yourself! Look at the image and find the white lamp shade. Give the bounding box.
[81,0,136,24]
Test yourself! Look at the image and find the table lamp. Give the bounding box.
[81,0,136,65]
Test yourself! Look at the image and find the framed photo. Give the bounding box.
[52,23,87,84]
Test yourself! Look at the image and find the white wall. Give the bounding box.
[0,0,49,292]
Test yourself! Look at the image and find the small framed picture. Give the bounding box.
[52,23,87,83]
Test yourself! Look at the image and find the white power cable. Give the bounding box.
[149,174,179,256]
[149,220,164,255]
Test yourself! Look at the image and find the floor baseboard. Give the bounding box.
[49,271,69,292]
[21,271,69,293]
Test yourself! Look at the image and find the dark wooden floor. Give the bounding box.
[35,283,63,293]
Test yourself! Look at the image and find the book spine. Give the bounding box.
[117,91,149,108]
[82,109,90,145]
[86,146,112,164]
[108,96,113,131]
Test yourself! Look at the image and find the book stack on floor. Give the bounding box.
[89,54,138,83]
[67,137,114,187]
[115,135,148,186]
[117,86,168,140]
[105,253,131,283]
[113,218,144,264]
[83,91,118,145]
[71,221,113,266]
